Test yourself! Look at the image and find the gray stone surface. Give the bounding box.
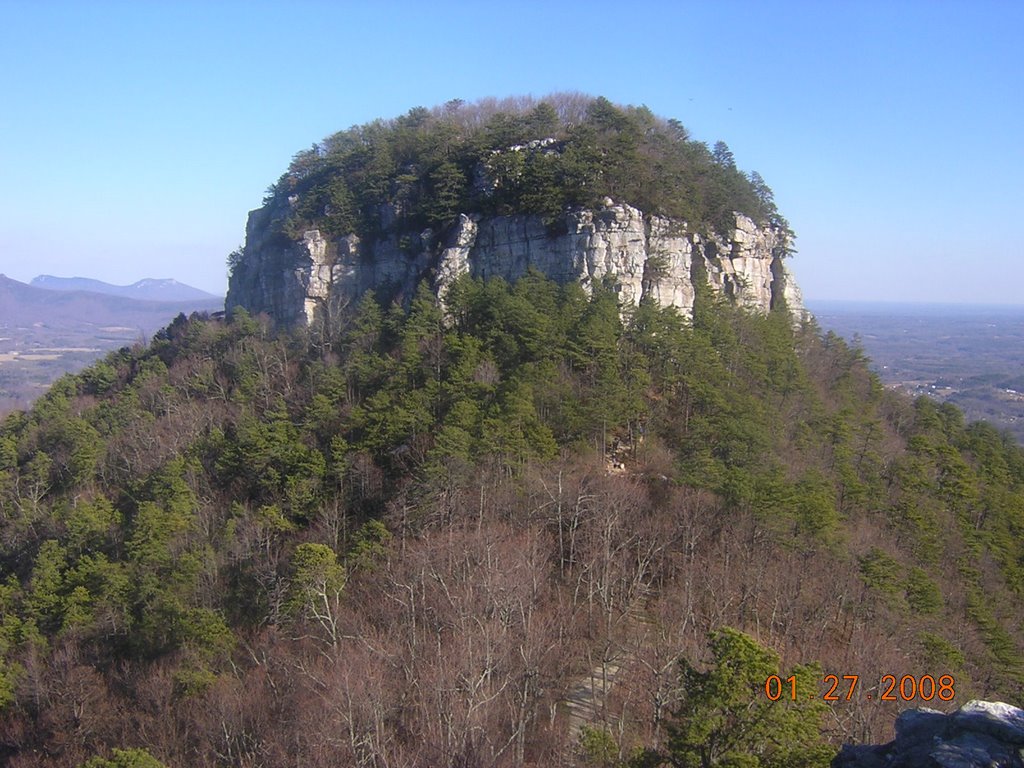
[226,199,806,328]
[833,701,1024,768]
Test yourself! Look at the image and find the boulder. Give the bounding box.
[833,701,1024,768]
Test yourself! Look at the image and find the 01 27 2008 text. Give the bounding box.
[763,674,955,702]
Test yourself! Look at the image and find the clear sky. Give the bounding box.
[1,0,1021,302]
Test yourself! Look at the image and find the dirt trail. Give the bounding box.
[564,661,623,742]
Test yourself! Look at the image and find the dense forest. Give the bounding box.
[2,272,1024,767]
[4,97,1024,767]
[246,94,790,258]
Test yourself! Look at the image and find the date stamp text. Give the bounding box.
[764,674,955,702]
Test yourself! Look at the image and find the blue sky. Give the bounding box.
[1,0,1021,302]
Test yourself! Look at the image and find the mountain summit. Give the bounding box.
[226,95,804,328]
[2,274,221,326]
[31,275,219,302]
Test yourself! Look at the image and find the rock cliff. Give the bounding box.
[226,197,805,328]
[833,701,1024,768]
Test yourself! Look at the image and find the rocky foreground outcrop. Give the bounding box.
[226,198,805,328]
[833,701,1024,768]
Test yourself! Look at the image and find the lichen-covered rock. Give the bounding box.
[832,701,1024,768]
[225,199,805,328]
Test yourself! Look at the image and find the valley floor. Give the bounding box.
[810,301,1024,444]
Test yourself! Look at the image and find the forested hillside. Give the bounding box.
[3,271,1024,767]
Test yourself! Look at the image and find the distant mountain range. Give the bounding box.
[0,274,225,414]
[30,274,220,302]
[1,274,223,329]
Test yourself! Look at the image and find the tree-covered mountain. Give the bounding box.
[226,95,800,330]
[2,98,1024,768]
[3,283,1024,767]
[258,94,789,244]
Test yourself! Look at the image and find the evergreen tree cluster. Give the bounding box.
[256,95,790,251]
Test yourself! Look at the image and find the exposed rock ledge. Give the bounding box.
[833,701,1024,768]
[226,200,806,328]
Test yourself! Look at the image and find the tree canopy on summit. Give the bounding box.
[255,94,791,252]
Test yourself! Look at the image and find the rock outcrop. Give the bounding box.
[226,198,805,328]
[833,700,1024,768]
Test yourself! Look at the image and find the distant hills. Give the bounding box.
[1,274,222,329]
[30,274,219,302]
[0,274,224,414]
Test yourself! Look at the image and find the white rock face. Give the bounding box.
[700,214,783,311]
[226,200,805,327]
[301,229,332,324]
[779,263,808,320]
[953,700,1024,744]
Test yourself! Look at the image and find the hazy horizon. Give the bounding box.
[808,298,1024,312]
